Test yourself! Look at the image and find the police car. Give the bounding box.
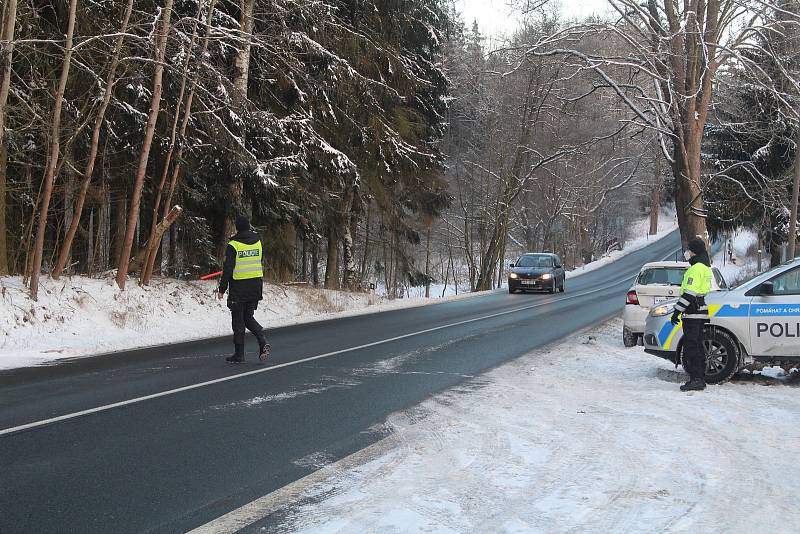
[643,257,800,384]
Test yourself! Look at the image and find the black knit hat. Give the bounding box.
[687,238,706,255]
[235,215,251,232]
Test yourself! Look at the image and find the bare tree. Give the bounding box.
[29,0,78,300]
[116,0,175,290]
[51,0,135,280]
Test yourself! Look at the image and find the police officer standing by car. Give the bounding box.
[671,238,713,391]
[217,216,270,364]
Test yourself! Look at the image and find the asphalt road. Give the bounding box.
[0,232,681,533]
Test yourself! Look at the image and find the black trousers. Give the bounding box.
[229,301,264,346]
[682,318,707,381]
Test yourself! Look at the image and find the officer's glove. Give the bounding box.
[670,311,681,326]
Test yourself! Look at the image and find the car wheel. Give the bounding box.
[623,327,638,348]
[509,286,516,294]
[680,328,740,384]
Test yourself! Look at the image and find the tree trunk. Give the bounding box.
[138,205,183,281]
[340,188,357,290]
[0,0,18,150]
[51,0,134,279]
[29,0,78,300]
[98,187,110,271]
[789,125,800,259]
[112,194,126,266]
[359,202,371,284]
[325,224,339,289]
[116,0,174,289]
[141,4,205,285]
[0,0,17,276]
[425,225,432,298]
[0,143,7,275]
[221,0,256,247]
[311,240,319,287]
[649,150,662,235]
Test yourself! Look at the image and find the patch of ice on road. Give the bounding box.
[271,318,800,534]
[211,376,360,410]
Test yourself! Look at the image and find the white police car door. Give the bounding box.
[749,266,800,357]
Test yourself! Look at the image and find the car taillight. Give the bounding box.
[626,290,639,305]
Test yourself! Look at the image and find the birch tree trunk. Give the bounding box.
[29,0,78,300]
[340,188,357,290]
[52,0,134,279]
[220,0,256,250]
[116,0,174,289]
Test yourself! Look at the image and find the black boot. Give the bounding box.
[256,331,270,362]
[226,343,245,364]
[680,378,706,392]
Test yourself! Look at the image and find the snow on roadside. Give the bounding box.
[713,229,761,286]
[566,206,679,279]
[271,318,800,534]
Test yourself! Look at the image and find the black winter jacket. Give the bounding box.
[218,229,264,304]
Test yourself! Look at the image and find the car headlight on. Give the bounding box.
[541,273,552,280]
[509,273,519,279]
[650,304,674,317]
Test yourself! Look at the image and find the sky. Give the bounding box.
[457,0,612,37]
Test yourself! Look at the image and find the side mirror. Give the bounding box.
[555,263,562,268]
[761,281,775,296]
[509,263,515,268]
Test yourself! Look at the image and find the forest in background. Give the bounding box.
[1,0,799,300]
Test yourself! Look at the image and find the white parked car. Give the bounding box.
[623,261,728,347]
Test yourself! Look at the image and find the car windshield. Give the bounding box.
[516,255,553,268]
[638,267,685,286]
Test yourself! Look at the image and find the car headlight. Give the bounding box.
[509,273,519,279]
[650,304,674,317]
[541,273,552,280]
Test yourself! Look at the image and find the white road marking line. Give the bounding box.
[0,253,672,438]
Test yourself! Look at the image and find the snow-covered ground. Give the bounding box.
[713,229,761,286]
[259,318,800,534]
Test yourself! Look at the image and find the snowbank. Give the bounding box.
[264,318,800,533]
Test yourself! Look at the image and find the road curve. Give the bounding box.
[0,232,680,533]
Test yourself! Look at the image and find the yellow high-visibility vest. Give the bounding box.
[681,262,712,297]
[229,240,263,280]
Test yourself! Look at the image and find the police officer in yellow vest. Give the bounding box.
[217,216,270,363]
[671,238,713,391]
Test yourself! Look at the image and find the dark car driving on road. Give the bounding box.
[508,253,566,294]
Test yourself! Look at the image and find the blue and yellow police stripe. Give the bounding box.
[658,304,750,350]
